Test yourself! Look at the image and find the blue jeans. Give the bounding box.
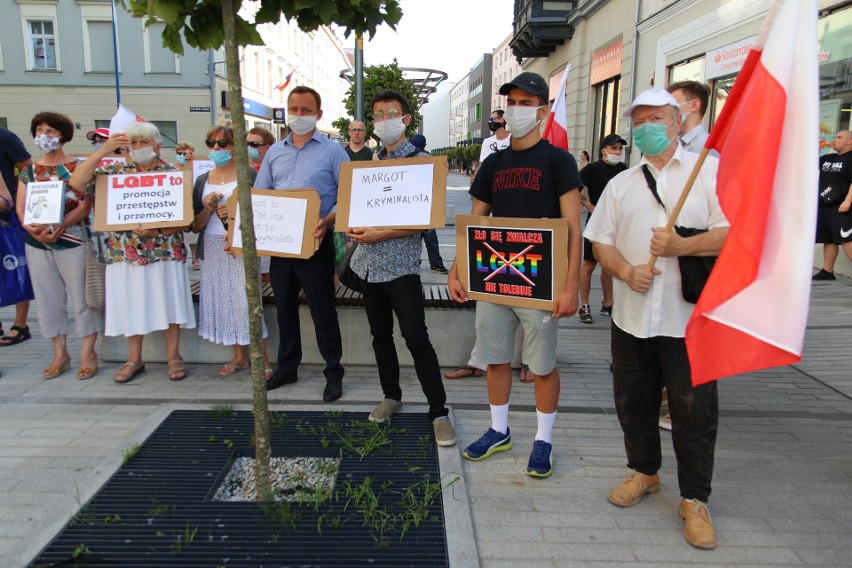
[362,274,448,420]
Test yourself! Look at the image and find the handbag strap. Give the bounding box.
[641,165,666,212]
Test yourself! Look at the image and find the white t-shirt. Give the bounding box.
[583,145,728,338]
[201,180,237,236]
[479,133,511,162]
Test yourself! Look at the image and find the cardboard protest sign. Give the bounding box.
[93,170,193,231]
[23,181,65,225]
[455,214,569,311]
[336,155,447,231]
[226,189,321,259]
[190,160,215,185]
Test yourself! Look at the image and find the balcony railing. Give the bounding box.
[510,0,577,61]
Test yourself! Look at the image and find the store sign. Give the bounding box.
[705,36,756,80]
[220,91,273,119]
[590,38,623,85]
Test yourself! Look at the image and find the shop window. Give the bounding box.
[818,5,852,152]
[151,121,177,149]
[28,20,56,70]
[669,57,704,84]
[593,76,620,154]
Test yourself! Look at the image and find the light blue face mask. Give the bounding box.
[175,154,186,166]
[247,146,260,161]
[632,118,677,157]
[208,149,232,167]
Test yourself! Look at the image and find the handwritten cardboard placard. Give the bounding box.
[455,214,569,311]
[93,170,193,231]
[226,189,321,259]
[190,159,215,185]
[336,155,447,231]
[23,181,65,225]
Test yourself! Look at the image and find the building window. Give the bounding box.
[144,22,178,74]
[150,121,177,149]
[475,102,482,121]
[85,20,114,73]
[28,20,56,70]
[593,75,620,153]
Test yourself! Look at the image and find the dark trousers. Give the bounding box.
[362,274,448,420]
[611,323,718,502]
[269,233,343,383]
[421,230,443,268]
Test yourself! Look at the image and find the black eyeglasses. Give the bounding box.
[247,141,266,148]
[205,139,231,149]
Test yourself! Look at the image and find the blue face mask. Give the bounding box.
[175,154,186,166]
[247,146,260,161]
[632,118,676,157]
[208,149,232,167]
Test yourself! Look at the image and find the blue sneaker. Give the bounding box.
[463,428,511,461]
[526,440,553,478]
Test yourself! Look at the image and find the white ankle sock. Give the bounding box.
[535,410,557,443]
[490,403,509,435]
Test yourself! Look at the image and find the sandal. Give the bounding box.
[443,364,484,380]
[519,365,535,383]
[168,360,187,381]
[0,325,31,346]
[264,368,273,380]
[43,356,72,380]
[114,362,145,384]
[77,364,99,380]
[219,363,249,376]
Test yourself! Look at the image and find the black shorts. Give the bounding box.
[583,237,597,262]
[816,205,852,244]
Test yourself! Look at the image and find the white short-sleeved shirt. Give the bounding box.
[583,145,728,338]
[479,134,511,162]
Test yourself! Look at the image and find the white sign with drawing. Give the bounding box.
[23,180,65,225]
[192,160,215,184]
[347,163,434,227]
[232,193,307,256]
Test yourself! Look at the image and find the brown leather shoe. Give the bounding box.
[608,470,660,508]
[678,498,716,549]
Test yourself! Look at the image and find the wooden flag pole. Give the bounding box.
[645,146,712,270]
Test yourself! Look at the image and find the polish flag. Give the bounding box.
[109,104,145,135]
[275,66,298,92]
[685,0,818,385]
[542,64,571,151]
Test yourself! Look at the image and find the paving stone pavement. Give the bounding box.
[2,173,852,567]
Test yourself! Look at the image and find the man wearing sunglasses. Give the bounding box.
[255,86,349,403]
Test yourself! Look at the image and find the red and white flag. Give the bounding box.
[109,104,145,134]
[275,66,298,92]
[685,0,818,385]
[542,64,571,151]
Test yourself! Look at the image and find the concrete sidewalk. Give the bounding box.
[2,174,852,566]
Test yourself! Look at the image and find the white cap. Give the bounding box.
[622,89,680,118]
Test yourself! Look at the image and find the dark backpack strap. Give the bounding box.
[641,164,666,212]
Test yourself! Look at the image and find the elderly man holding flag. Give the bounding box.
[585,0,817,549]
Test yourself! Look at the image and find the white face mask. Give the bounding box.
[288,114,318,136]
[603,152,624,165]
[373,116,407,145]
[129,146,157,165]
[504,105,544,138]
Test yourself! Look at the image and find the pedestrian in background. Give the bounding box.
[17,112,102,380]
[347,88,457,448]
[71,122,196,384]
[411,134,448,274]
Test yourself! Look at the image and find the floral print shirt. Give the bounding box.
[19,160,87,250]
[86,159,187,266]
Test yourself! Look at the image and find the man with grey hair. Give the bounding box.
[584,89,729,549]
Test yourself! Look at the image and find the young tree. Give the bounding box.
[332,59,421,143]
[118,0,401,502]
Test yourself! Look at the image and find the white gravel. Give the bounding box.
[212,456,340,503]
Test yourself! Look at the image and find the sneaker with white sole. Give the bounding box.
[526,440,553,478]
[578,304,593,324]
[462,428,511,461]
[432,417,457,446]
[659,413,672,430]
[368,399,402,423]
[599,303,613,316]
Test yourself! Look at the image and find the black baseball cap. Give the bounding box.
[601,133,627,147]
[499,72,549,101]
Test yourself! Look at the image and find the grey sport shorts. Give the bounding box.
[472,301,558,376]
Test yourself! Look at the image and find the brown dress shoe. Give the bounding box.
[678,498,717,549]
[608,470,660,508]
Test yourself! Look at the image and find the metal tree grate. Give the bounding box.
[31,410,450,568]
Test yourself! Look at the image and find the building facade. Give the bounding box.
[449,73,471,147]
[491,33,525,114]
[467,54,493,143]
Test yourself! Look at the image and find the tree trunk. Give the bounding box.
[220,0,272,502]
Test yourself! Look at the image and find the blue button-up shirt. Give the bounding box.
[255,129,349,217]
[350,139,428,283]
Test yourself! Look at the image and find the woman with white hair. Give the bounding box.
[70,122,195,383]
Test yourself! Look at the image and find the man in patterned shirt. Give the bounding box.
[346,89,456,447]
